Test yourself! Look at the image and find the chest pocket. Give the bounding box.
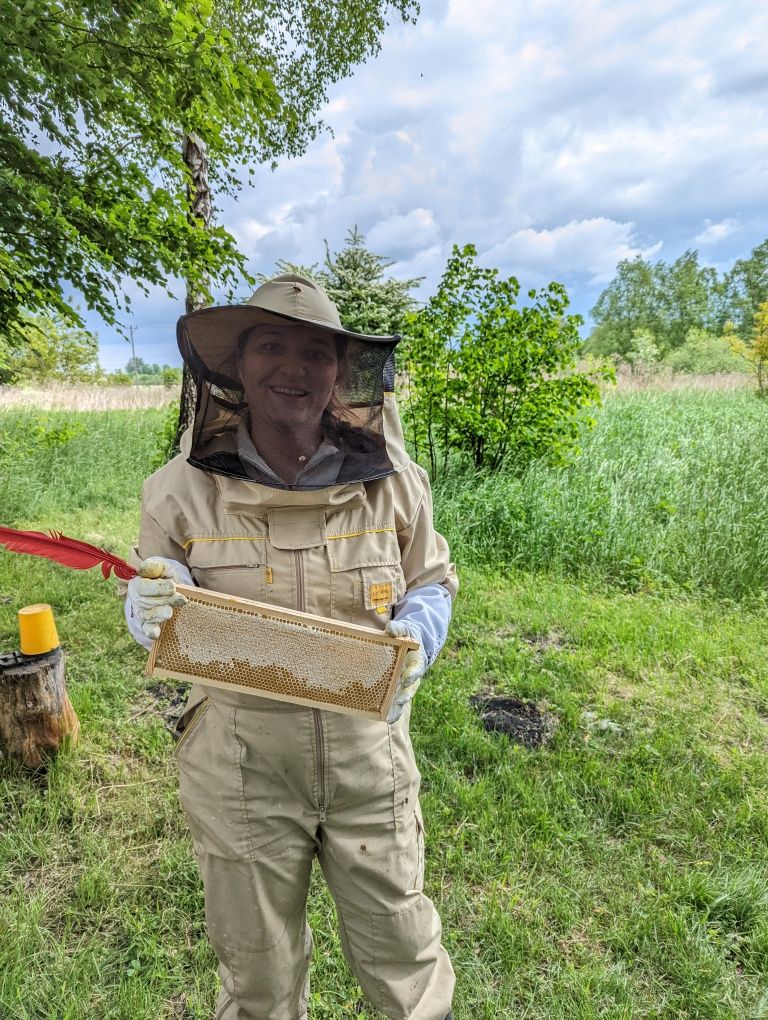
[326,524,406,623]
[186,538,269,602]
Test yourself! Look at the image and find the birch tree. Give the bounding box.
[0,0,282,343]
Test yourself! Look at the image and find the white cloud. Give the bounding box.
[695,218,739,244]
[483,218,663,285]
[90,0,768,360]
[367,209,441,256]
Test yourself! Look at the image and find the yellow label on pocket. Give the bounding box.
[265,566,273,584]
[370,581,393,605]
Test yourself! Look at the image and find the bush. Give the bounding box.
[0,413,85,462]
[662,328,746,374]
[625,329,661,374]
[401,244,612,476]
[162,367,182,388]
[150,400,181,470]
[0,312,100,384]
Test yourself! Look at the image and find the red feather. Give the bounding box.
[0,527,137,580]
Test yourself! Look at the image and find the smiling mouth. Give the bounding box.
[270,385,308,397]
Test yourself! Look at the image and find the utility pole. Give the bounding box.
[125,325,139,384]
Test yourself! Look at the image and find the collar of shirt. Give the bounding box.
[236,417,344,486]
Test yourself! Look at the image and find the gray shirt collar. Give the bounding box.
[236,417,344,486]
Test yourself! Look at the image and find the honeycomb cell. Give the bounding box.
[152,590,402,715]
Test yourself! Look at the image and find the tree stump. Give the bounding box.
[0,647,80,769]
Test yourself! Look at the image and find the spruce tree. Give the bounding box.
[262,228,422,335]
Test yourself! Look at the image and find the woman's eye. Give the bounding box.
[306,349,332,362]
[259,342,282,354]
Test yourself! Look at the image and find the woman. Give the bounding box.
[125,275,457,1020]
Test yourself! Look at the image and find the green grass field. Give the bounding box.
[1,390,767,1019]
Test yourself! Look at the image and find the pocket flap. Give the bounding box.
[326,524,400,572]
[267,507,326,550]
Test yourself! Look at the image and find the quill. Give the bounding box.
[0,527,137,580]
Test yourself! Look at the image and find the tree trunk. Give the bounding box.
[0,647,79,770]
[175,131,212,453]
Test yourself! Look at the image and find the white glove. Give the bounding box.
[386,620,428,724]
[126,557,189,642]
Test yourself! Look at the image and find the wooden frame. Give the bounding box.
[144,583,418,721]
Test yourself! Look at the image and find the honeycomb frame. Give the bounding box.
[144,583,418,721]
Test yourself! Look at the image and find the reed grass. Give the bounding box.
[2,388,766,601]
[433,389,768,600]
[608,369,751,393]
[0,385,176,411]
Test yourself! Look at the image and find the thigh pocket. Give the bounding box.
[196,849,308,955]
[387,720,422,830]
[370,896,441,1013]
[174,694,211,756]
[177,702,254,862]
[412,804,425,895]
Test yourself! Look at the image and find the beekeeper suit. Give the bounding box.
[125,275,457,1020]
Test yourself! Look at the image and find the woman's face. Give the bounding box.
[238,325,340,430]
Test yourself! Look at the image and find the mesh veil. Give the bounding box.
[177,308,399,490]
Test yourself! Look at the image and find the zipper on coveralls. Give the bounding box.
[294,548,327,820]
[202,563,262,570]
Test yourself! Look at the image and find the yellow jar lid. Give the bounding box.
[18,603,60,656]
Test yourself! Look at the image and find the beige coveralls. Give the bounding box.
[132,422,458,1020]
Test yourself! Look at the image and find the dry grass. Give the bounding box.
[609,368,751,393]
[0,384,177,411]
[0,371,752,412]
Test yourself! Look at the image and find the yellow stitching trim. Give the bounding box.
[326,527,396,541]
[182,535,267,549]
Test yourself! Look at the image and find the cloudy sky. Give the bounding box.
[96,0,768,370]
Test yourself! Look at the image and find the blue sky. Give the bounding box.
[94,0,768,371]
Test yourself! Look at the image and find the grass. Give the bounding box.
[433,389,768,600]
[1,391,767,1018]
[0,409,163,542]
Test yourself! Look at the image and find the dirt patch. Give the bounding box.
[520,629,572,653]
[495,627,572,653]
[130,681,190,734]
[603,671,639,701]
[470,690,559,748]
[165,993,196,1020]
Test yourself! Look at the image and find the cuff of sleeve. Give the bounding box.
[392,582,452,667]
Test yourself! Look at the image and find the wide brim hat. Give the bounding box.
[177,273,399,388]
